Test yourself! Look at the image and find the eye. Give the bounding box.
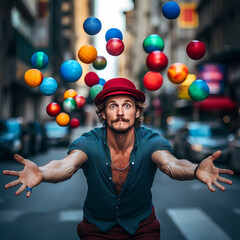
[125,104,131,108]
[109,104,115,109]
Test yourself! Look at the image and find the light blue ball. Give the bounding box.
[60,60,82,82]
[105,28,123,42]
[83,17,102,35]
[39,77,58,96]
[162,1,180,20]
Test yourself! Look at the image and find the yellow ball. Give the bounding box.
[167,63,189,84]
[56,112,70,126]
[64,89,77,99]
[78,45,97,64]
[24,69,43,87]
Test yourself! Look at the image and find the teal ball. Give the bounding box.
[90,84,103,100]
[188,79,210,101]
[31,52,49,69]
[39,77,58,96]
[143,34,164,53]
[63,98,77,113]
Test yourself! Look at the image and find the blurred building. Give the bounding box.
[123,0,240,130]
[0,0,93,123]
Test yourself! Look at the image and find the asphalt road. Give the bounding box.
[0,128,239,240]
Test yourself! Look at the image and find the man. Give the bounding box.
[3,78,234,239]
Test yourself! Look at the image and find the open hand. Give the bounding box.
[2,154,43,197]
[196,150,234,192]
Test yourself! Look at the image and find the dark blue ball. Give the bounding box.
[60,60,82,82]
[105,28,123,42]
[31,51,49,69]
[83,17,102,35]
[162,1,180,20]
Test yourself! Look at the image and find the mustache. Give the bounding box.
[112,117,129,123]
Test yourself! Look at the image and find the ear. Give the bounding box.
[135,108,140,119]
[102,111,106,120]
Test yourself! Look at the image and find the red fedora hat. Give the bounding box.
[95,78,145,105]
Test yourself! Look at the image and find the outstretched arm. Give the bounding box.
[2,150,87,197]
[152,150,234,192]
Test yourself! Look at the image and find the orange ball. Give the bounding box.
[78,45,97,64]
[167,63,189,84]
[64,89,77,99]
[24,69,43,87]
[56,112,70,126]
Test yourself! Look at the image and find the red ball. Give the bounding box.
[106,38,124,56]
[46,102,61,117]
[143,71,163,91]
[69,118,80,128]
[73,95,86,109]
[186,40,206,60]
[84,72,99,87]
[146,51,168,72]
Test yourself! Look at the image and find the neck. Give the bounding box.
[106,126,135,152]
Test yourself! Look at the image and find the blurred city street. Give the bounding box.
[0,127,240,240]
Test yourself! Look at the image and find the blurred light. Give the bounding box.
[223,115,230,124]
[167,116,174,125]
[191,144,202,152]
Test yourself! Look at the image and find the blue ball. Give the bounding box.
[83,17,102,35]
[105,28,123,42]
[39,77,58,96]
[162,1,180,20]
[99,78,106,86]
[60,60,82,82]
[31,52,49,69]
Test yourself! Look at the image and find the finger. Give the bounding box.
[207,182,216,192]
[2,170,19,177]
[213,180,225,191]
[217,176,232,185]
[5,179,20,189]
[219,169,234,175]
[15,184,26,196]
[26,187,32,198]
[13,154,27,165]
[210,150,222,162]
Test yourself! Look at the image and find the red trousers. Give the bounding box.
[77,209,160,240]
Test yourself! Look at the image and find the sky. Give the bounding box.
[93,0,134,80]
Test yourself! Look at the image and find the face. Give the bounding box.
[102,95,140,133]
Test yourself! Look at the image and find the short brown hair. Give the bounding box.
[95,99,145,128]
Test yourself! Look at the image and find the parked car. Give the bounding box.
[28,121,48,154]
[44,121,70,146]
[229,129,240,173]
[0,118,31,159]
[172,121,232,163]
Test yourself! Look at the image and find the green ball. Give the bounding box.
[143,34,164,53]
[188,79,210,101]
[63,98,77,113]
[90,84,103,100]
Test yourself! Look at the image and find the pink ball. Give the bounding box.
[186,40,206,60]
[146,51,168,72]
[106,38,124,56]
[84,72,99,87]
[73,95,86,109]
[143,71,163,91]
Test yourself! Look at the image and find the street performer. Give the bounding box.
[3,78,234,239]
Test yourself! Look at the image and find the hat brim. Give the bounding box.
[95,85,145,105]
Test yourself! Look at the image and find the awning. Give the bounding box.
[194,95,238,111]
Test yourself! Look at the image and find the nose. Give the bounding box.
[117,106,124,116]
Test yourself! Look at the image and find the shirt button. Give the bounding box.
[109,177,112,180]
[131,162,135,165]
[117,197,120,201]
[106,163,108,165]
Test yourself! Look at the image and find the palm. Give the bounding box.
[196,151,234,192]
[3,154,43,197]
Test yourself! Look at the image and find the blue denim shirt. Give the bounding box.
[68,126,172,234]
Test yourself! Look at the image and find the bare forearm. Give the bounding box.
[39,160,77,183]
[163,159,198,181]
